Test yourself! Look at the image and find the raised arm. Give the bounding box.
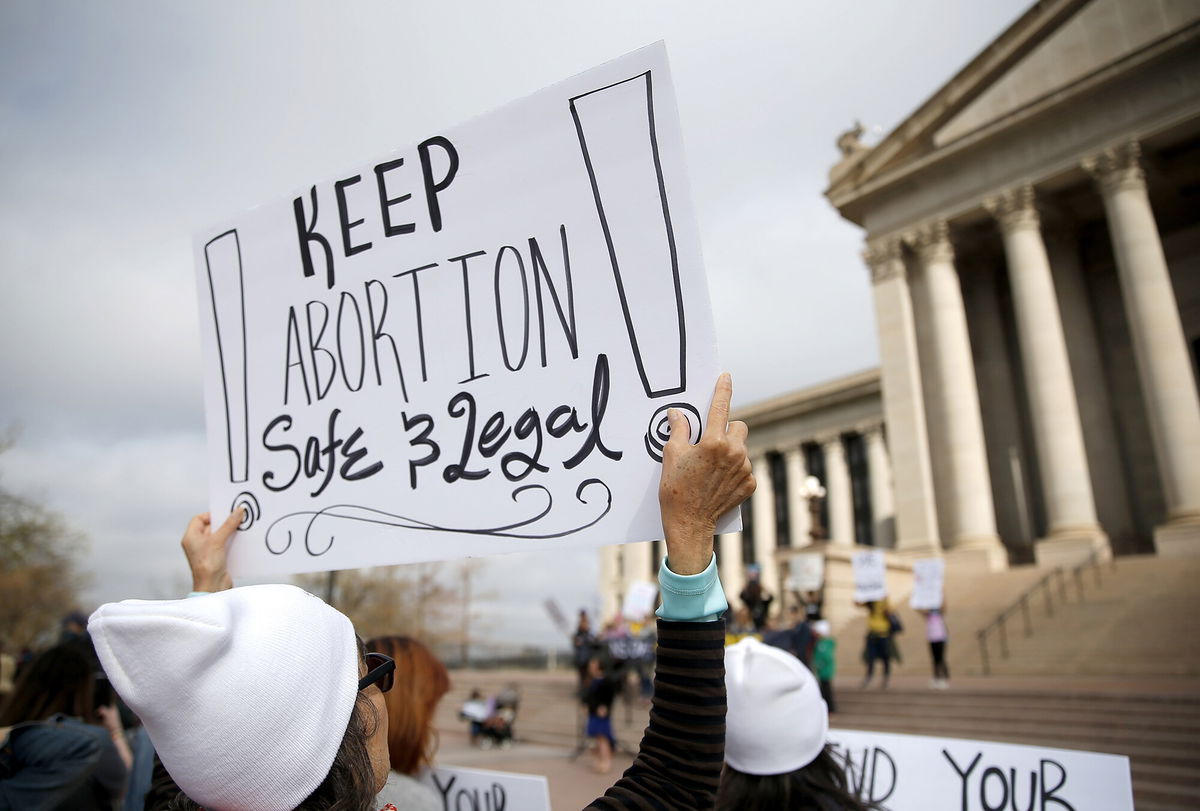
[588,373,755,810]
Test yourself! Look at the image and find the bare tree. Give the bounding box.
[294,561,458,645]
[0,443,88,651]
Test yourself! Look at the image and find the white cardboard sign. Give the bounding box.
[193,43,733,576]
[787,552,825,592]
[622,579,659,619]
[827,728,1134,810]
[421,765,551,811]
[852,548,888,602]
[909,557,945,610]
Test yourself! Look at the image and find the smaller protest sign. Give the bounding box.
[909,557,945,610]
[827,728,1133,810]
[622,580,659,619]
[787,553,825,592]
[543,598,569,633]
[852,549,887,603]
[421,765,550,811]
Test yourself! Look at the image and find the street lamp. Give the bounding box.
[801,475,827,543]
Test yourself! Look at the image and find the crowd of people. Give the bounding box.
[0,374,945,809]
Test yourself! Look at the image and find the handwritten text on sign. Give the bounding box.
[827,728,1133,810]
[193,43,731,575]
[852,549,888,603]
[420,765,550,811]
[909,557,945,610]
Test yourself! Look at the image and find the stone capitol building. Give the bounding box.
[599,0,1200,624]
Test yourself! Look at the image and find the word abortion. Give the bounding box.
[282,225,579,408]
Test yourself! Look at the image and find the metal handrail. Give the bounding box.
[976,548,1116,675]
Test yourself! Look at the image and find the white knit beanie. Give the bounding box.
[724,637,829,775]
[88,584,359,811]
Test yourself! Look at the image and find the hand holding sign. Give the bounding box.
[181,509,244,593]
[658,373,755,575]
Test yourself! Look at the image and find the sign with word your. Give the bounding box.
[421,765,550,811]
[827,728,1133,810]
[193,43,731,576]
[852,549,888,603]
[909,557,945,610]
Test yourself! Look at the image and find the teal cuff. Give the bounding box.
[656,554,728,622]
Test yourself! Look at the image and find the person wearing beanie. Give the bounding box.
[717,638,882,811]
[85,373,756,811]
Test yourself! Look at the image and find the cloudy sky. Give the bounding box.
[1,0,1029,647]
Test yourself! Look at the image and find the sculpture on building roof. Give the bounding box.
[836,120,867,158]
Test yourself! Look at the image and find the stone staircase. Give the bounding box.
[831,555,1200,678]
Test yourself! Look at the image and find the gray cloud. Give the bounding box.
[1,0,1030,644]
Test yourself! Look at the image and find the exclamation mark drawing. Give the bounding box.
[570,72,699,460]
[205,230,258,528]
[570,71,686,399]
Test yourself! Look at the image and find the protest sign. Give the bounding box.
[910,557,945,610]
[193,43,733,576]
[420,765,550,811]
[622,580,659,618]
[787,552,825,592]
[827,728,1133,810]
[852,548,887,602]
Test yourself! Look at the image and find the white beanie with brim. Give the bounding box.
[89,584,358,811]
[724,637,829,775]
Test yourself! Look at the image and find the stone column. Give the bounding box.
[598,545,621,620]
[863,237,941,557]
[1044,229,1138,552]
[819,433,854,546]
[1084,141,1200,555]
[984,185,1110,567]
[785,446,812,548]
[623,541,653,600]
[750,454,781,611]
[719,532,746,607]
[905,220,1006,569]
[861,422,896,548]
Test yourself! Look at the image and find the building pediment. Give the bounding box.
[826,0,1200,225]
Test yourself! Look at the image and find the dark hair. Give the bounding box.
[164,692,379,811]
[716,747,885,811]
[0,642,95,726]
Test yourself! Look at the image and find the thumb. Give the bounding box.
[665,408,691,448]
[213,507,245,547]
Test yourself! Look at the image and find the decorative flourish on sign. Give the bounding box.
[263,479,612,557]
[230,491,261,531]
[643,402,701,462]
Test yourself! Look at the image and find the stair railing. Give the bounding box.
[975,549,1116,676]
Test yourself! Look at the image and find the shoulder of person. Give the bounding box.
[376,770,442,811]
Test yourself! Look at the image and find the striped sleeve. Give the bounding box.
[584,619,726,810]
